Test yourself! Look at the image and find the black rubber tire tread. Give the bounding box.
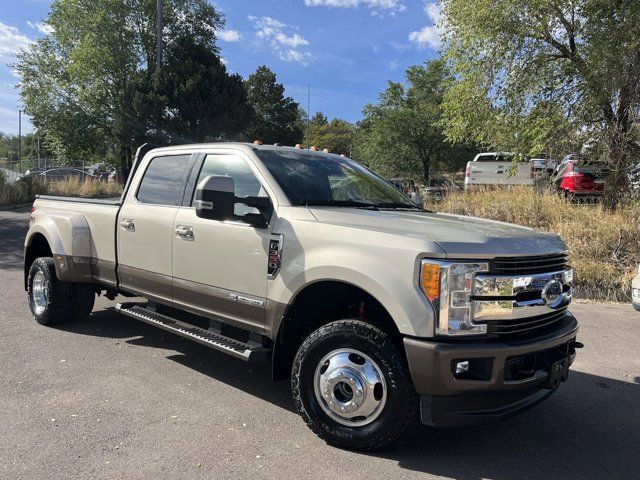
[27,257,72,325]
[291,319,418,451]
[70,283,95,322]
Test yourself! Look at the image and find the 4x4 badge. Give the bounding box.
[268,234,284,278]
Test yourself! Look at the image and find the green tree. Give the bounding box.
[304,113,354,155]
[440,0,640,207]
[244,66,304,146]
[15,0,224,171]
[354,59,473,182]
[0,132,49,163]
[153,35,251,144]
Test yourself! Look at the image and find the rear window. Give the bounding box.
[137,155,192,205]
[476,154,513,162]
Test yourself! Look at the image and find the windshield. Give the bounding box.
[256,149,420,209]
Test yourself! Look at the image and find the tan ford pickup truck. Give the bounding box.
[24,143,582,450]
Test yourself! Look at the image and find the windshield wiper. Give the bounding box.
[306,200,380,210]
[376,202,427,211]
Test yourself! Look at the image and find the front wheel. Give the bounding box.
[291,319,418,450]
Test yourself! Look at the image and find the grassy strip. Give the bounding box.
[428,187,639,302]
[0,172,123,206]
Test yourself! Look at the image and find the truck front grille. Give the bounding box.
[490,254,569,275]
[483,310,567,337]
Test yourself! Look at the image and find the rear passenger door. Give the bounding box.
[117,153,196,304]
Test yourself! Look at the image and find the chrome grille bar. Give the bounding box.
[472,269,573,322]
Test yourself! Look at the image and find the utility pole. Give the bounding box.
[156,0,164,72]
[18,110,22,163]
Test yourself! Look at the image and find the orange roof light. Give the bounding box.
[295,144,303,149]
[310,146,318,151]
[253,140,263,145]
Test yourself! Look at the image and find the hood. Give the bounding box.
[309,207,567,258]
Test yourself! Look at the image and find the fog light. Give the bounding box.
[454,361,470,376]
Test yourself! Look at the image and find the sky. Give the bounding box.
[0,0,442,135]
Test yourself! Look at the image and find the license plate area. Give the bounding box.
[504,340,574,385]
[542,357,570,389]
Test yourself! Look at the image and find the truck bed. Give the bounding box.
[32,195,121,287]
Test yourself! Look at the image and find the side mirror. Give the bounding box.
[195,175,235,221]
[194,175,273,228]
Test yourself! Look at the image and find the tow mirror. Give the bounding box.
[195,175,235,221]
[194,175,273,228]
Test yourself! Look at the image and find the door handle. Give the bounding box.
[175,225,194,240]
[120,218,135,232]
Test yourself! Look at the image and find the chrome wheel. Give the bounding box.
[31,270,48,315]
[313,348,387,427]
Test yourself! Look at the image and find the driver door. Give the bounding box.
[172,151,274,332]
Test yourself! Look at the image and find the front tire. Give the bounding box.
[291,319,418,450]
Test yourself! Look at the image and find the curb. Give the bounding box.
[0,202,32,212]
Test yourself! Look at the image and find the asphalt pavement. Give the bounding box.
[1,206,639,480]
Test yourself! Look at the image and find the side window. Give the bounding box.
[137,155,192,206]
[194,154,267,216]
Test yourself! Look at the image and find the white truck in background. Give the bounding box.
[465,152,534,188]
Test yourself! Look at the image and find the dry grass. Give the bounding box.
[428,187,640,302]
[0,173,48,206]
[45,177,123,198]
[0,173,122,206]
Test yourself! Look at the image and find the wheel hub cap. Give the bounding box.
[32,270,48,315]
[313,348,387,427]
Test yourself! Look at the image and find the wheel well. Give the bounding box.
[272,281,401,381]
[24,233,52,290]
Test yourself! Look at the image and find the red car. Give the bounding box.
[553,155,605,199]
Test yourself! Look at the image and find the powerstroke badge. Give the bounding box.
[268,234,284,278]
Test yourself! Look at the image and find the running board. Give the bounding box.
[116,303,271,362]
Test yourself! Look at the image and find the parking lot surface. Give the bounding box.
[1,207,639,479]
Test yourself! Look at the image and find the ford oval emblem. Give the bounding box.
[541,279,564,308]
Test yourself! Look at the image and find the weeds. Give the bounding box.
[0,172,122,206]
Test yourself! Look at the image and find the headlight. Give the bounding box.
[420,260,489,336]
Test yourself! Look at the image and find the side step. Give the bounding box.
[116,303,271,362]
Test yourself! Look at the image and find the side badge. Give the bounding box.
[268,234,284,278]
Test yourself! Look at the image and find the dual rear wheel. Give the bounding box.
[27,257,95,325]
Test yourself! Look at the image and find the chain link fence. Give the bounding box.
[0,159,114,184]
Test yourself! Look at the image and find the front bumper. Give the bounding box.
[404,312,579,427]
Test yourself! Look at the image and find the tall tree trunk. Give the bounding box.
[603,134,629,211]
[420,152,430,185]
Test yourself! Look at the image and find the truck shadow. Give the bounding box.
[370,377,640,479]
[59,307,296,413]
[61,307,640,479]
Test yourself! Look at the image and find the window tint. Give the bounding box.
[194,154,267,215]
[137,155,191,205]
